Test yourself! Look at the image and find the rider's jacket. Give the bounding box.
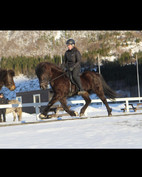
[64,47,81,69]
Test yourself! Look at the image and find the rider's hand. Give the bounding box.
[69,67,74,71]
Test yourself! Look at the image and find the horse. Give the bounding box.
[0,100,22,122]
[35,62,117,118]
[6,100,22,122]
[0,69,16,91]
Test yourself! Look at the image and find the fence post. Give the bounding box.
[126,99,129,112]
[35,104,40,120]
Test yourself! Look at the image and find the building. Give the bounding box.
[16,89,54,113]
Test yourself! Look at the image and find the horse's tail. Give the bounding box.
[99,74,117,100]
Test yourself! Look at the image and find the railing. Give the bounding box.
[0,97,142,120]
[68,97,142,113]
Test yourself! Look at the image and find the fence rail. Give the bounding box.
[0,97,142,120]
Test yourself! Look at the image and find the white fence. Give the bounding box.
[0,97,142,120]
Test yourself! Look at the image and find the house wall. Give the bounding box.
[16,89,53,113]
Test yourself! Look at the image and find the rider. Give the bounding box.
[63,39,86,95]
[0,93,8,122]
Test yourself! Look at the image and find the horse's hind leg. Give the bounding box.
[17,108,22,121]
[80,92,91,117]
[13,112,17,121]
[97,93,112,116]
[91,78,112,117]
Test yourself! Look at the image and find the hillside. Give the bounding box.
[0,30,142,60]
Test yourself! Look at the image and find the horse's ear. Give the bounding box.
[8,70,15,77]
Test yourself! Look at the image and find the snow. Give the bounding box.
[54,31,62,40]
[0,103,142,148]
[101,55,117,62]
[124,41,142,54]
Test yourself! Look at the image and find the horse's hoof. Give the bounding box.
[71,111,79,117]
[74,111,79,116]
[108,114,112,117]
[80,113,84,117]
[39,114,47,119]
[47,115,52,118]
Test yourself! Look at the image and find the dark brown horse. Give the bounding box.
[0,69,16,91]
[35,62,117,118]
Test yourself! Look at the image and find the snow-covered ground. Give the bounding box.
[0,103,142,149]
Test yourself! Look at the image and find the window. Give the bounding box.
[33,94,41,103]
[16,96,22,103]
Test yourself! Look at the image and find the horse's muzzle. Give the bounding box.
[40,83,47,90]
[9,84,16,91]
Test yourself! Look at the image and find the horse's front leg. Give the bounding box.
[39,94,59,119]
[60,97,78,117]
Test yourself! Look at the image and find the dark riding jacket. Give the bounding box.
[63,47,81,70]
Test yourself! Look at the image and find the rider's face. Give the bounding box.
[67,44,73,50]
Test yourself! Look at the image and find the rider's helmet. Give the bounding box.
[66,39,75,45]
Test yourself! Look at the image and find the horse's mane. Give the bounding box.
[35,62,63,77]
[49,62,63,72]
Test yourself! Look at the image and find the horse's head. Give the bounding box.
[35,62,51,90]
[0,69,16,91]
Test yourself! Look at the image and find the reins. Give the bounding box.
[49,72,66,82]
